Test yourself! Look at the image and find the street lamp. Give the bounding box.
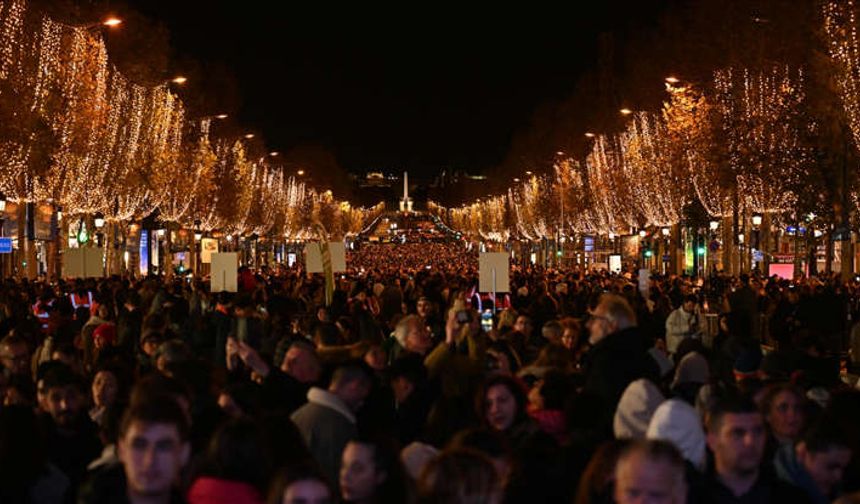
[102,17,122,27]
[709,219,720,232]
[639,229,647,238]
[244,133,255,139]
[620,108,633,115]
[297,170,305,176]
[170,76,188,85]
[661,227,670,237]
[584,132,596,138]
[94,213,105,229]
[665,76,680,84]
[215,114,229,120]
[751,213,763,227]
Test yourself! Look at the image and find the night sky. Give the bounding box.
[126,2,667,178]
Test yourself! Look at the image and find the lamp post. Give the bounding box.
[751,212,763,272]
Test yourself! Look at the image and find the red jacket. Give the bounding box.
[187,477,264,504]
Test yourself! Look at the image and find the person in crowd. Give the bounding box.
[613,439,688,504]
[773,417,853,504]
[696,395,809,503]
[291,360,373,490]
[339,435,410,503]
[665,294,704,354]
[761,383,807,447]
[417,448,503,504]
[39,363,101,496]
[80,396,190,504]
[187,418,272,504]
[268,463,334,504]
[583,294,660,430]
[613,378,665,440]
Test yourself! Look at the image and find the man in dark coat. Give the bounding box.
[582,293,660,431]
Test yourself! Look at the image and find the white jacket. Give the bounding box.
[665,306,704,353]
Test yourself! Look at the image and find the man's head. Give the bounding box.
[682,295,697,314]
[389,355,426,404]
[614,440,688,504]
[541,320,564,345]
[329,361,373,412]
[795,419,853,499]
[394,314,432,355]
[118,398,190,500]
[281,340,322,384]
[0,334,30,377]
[588,294,637,345]
[41,363,86,428]
[706,396,766,478]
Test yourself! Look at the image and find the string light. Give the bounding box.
[0,0,366,242]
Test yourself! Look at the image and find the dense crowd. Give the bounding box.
[1,242,860,503]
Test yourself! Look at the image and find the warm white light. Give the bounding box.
[584,132,596,138]
[620,108,633,115]
[171,76,187,85]
[215,114,228,119]
[102,17,123,27]
[752,213,763,227]
[709,220,720,231]
[661,227,670,236]
[94,215,105,228]
[665,76,680,84]
[244,133,255,139]
[639,229,647,238]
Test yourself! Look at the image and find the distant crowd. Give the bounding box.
[1,240,860,503]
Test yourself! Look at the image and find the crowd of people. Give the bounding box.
[1,241,860,503]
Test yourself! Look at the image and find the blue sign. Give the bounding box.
[0,237,11,254]
[139,230,149,276]
[584,236,594,252]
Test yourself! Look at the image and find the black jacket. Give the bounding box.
[582,326,660,429]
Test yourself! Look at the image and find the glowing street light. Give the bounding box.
[584,132,596,138]
[661,227,670,237]
[102,17,123,27]
[94,213,105,229]
[709,220,720,231]
[751,213,763,227]
[638,229,647,238]
[556,151,565,156]
[665,76,680,84]
[171,76,188,85]
[525,171,533,176]
[513,178,520,183]
[620,108,633,115]
[244,133,255,139]
[215,114,229,119]
[269,151,279,157]
[297,170,305,176]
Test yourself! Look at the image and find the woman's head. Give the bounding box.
[339,436,407,503]
[418,448,502,504]
[204,418,272,493]
[92,368,119,409]
[761,383,806,443]
[477,375,527,432]
[269,463,332,504]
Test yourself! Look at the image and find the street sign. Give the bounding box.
[0,237,12,254]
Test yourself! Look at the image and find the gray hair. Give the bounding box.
[394,314,422,348]
[599,294,637,329]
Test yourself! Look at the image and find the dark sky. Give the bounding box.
[126,2,666,178]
